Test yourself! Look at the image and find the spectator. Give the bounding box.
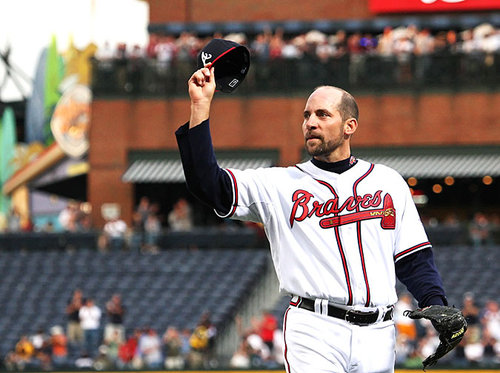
[143,207,162,253]
[104,293,125,345]
[481,300,500,342]
[117,328,141,370]
[98,215,128,251]
[187,320,211,369]
[129,211,145,251]
[461,292,481,326]
[162,326,185,369]
[469,212,493,248]
[93,345,114,370]
[9,335,37,371]
[180,328,192,361]
[229,337,251,368]
[271,327,284,367]
[74,352,93,369]
[79,297,102,358]
[101,329,122,368]
[30,327,52,370]
[463,325,484,364]
[136,196,152,225]
[481,327,500,365]
[258,310,278,352]
[414,28,435,82]
[66,289,84,348]
[235,315,271,368]
[414,325,440,365]
[50,325,68,369]
[137,327,163,369]
[7,206,21,232]
[167,198,193,231]
[394,293,418,342]
[58,201,79,232]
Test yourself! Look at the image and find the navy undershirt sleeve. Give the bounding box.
[395,248,448,307]
[175,119,233,215]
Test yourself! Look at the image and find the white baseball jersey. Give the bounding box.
[217,158,431,308]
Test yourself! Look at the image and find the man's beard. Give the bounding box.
[305,137,343,157]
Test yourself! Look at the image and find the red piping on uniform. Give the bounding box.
[394,241,431,261]
[352,163,375,307]
[316,179,353,306]
[283,307,292,373]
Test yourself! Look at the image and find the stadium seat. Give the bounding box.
[0,247,269,360]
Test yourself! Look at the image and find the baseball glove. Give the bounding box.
[404,305,467,370]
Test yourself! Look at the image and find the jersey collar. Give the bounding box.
[311,155,358,174]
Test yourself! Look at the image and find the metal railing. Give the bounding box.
[91,52,500,97]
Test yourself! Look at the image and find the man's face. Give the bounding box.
[302,87,347,161]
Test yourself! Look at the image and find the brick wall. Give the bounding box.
[89,91,500,226]
[147,0,371,24]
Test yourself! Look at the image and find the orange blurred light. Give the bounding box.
[407,177,418,187]
[432,184,443,194]
[483,175,493,185]
[444,176,454,186]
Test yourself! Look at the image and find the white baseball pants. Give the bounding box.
[283,306,396,373]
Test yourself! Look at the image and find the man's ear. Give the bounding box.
[344,118,358,136]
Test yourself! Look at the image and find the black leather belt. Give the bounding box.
[291,297,393,326]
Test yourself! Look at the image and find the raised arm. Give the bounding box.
[188,66,216,128]
[175,67,233,215]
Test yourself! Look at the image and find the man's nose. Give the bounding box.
[305,116,318,129]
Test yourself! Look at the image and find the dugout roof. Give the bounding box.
[354,145,500,178]
[122,149,278,183]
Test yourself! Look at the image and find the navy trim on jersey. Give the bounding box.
[352,163,375,307]
[315,179,354,306]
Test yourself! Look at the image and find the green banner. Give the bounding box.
[0,107,17,214]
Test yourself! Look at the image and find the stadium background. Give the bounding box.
[0,0,500,371]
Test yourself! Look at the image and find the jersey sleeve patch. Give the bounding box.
[394,241,432,262]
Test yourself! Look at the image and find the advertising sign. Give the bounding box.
[370,0,500,13]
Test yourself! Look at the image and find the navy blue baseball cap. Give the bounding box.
[197,38,250,93]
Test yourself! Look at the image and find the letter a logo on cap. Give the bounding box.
[201,52,212,66]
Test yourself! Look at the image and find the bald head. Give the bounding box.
[311,86,359,123]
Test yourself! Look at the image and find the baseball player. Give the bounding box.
[175,66,465,372]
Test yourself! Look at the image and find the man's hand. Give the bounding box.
[189,67,215,128]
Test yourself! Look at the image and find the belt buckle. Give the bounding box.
[344,309,375,326]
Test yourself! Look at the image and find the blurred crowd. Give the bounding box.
[229,293,500,369]
[96,23,500,68]
[91,23,500,94]
[394,292,500,368]
[3,289,218,371]
[4,289,500,371]
[1,197,499,250]
[421,211,500,248]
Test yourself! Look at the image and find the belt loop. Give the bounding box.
[314,298,321,314]
[375,306,386,323]
[321,299,329,316]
